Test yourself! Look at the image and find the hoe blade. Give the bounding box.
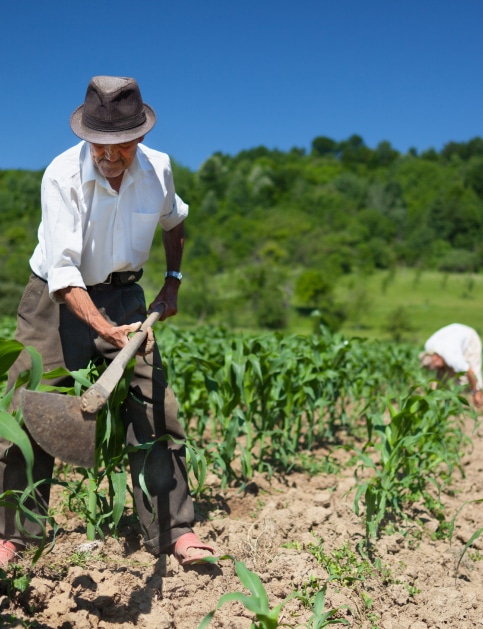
[20,389,96,468]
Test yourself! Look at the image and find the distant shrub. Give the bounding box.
[437,249,479,273]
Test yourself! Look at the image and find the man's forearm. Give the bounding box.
[56,286,112,336]
[467,368,479,392]
[162,221,185,272]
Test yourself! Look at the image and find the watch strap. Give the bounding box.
[165,271,183,282]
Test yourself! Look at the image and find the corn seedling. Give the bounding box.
[303,585,350,628]
[197,559,295,629]
[0,341,65,562]
[352,387,470,542]
[448,497,483,579]
[294,579,349,628]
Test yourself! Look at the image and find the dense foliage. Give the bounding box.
[2,135,483,327]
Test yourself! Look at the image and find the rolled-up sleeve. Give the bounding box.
[39,173,86,299]
[139,145,189,231]
[159,192,189,231]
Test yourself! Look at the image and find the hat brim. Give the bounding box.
[419,350,435,368]
[70,103,156,144]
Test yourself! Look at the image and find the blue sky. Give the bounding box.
[1,0,482,172]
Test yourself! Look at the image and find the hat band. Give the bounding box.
[82,109,147,133]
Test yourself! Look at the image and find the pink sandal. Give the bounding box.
[173,532,216,566]
[0,540,17,568]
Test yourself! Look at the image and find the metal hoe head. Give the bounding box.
[21,389,96,468]
[19,307,163,469]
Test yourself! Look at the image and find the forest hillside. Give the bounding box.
[1,134,483,337]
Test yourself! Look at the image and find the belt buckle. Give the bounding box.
[101,273,112,285]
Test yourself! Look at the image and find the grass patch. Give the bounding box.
[334,268,483,343]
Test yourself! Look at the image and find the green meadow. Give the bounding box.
[333,268,483,344]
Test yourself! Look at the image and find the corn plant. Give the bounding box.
[448,498,483,579]
[301,585,349,628]
[0,340,59,560]
[61,356,212,539]
[352,386,472,542]
[0,334,212,555]
[0,338,133,545]
[197,558,295,629]
[160,324,426,486]
[198,557,348,629]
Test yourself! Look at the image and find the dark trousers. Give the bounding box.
[0,275,194,554]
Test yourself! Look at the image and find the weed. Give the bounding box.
[69,551,89,568]
[307,540,373,587]
[294,452,340,476]
[250,499,266,519]
[0,615,40,628]
[281,541,303,551]
[406,585,421,597]
[468,550,483,561]
[295,574,326,606]
[0,565,31,596]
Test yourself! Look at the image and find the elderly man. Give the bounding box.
[420,322,483,409]
[0,76,215,567]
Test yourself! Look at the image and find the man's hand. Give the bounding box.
[99,321,155,355]
[473,389,483,410]
[148,278,180,320]
[58,287,156,355]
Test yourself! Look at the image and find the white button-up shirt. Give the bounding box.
[30,141,188,297]
[424,323,483,388]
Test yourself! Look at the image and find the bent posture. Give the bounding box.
[420,322,483,409]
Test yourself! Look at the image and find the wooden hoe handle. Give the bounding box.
[79,308,164,414]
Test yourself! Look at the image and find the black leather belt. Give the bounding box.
[87,269,143,290]
[32,269,143,290]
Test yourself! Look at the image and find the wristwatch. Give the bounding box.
[165,271,183,282]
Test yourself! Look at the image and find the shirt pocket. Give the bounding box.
[131,211,160,254]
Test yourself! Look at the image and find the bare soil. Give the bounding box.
[2,418,483,629]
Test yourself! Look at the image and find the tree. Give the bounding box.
[294,270,345,331]
[383,306,415,342]
[237,265,290,330]
[371,141,400,167]
[339,134,373,166]
[311,136,338,157]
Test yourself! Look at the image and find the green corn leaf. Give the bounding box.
[68,369,94,390]
[0,339,24,376]
[111,470,128,527]
[24,345,44,390]
[455,527,483,578]
[197,609,216,629]
[185,440,207,495]
[0,384,15,411]
[352,481,368,516]
[217,590,266,615]
[0,410,34,486]
[448,498,483,544]
[234,561,270,609]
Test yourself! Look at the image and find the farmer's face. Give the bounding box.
[89,137,144,180]
[430,353,445,369]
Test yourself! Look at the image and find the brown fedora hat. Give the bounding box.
[70,76,156,143]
